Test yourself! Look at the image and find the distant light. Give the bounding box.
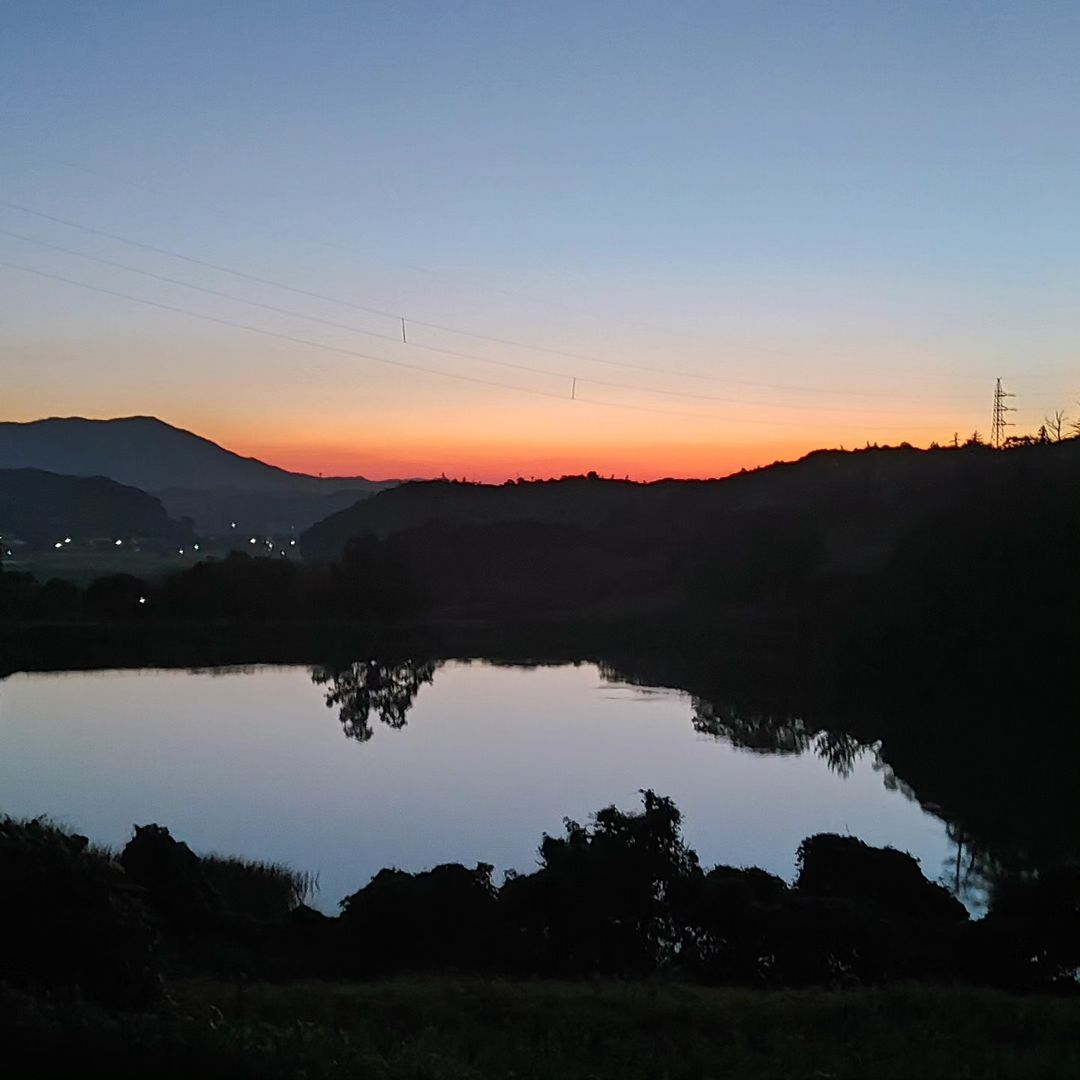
[289,539,296,546]
[115,539,122,546]
[279,550,286,557]
[138,596,147,605]
[4,550,11,557]
[64,537,72,544]
[193,543,200,551]
[249,538,257,544]
[54,542,63,549]
[230,522,237,528]
[178,549,184,555]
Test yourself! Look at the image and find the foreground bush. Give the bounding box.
[119,824,317,927]
[340,862,497,972]
[6,797,1079,995]
[0,816,160,1007]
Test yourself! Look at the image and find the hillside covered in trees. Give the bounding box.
[299,439,1080,623]
[0,468,192,548]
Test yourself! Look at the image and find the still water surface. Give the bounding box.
[0,662,955,911]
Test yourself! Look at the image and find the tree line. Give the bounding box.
[4,792,1077,1013]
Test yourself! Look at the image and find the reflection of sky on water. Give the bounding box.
[0,662,955,913]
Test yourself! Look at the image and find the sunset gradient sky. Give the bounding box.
[2,2,1078,480]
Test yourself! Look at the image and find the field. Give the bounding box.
[3,544,300,587]
[6,977,1078,1079]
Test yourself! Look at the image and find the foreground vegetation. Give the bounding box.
[4,794,1077,1001]
[3,439,1077,1073]
[5,976,1079,1080]
[2,756,1077,1078]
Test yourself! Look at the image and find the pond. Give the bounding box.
[0,660,963,912]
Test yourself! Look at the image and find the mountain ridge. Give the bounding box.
[0,416,401,533]
[0,416,393,492]
[301,438,1080,560]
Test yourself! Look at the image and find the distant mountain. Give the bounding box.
[0,416,389,493]
[0,468,189,545]
[0,417,400,534]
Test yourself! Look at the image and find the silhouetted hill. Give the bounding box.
[306,473,644,547]
[0,469,189,545]
[303,440,1080,563]
[0,417,400,533]
[296,439,1080,626]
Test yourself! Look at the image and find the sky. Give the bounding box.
[1,1,1077,480]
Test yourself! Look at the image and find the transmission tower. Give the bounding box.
[990,377,1015,448]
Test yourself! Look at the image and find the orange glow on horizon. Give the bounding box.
[235,436,860,483]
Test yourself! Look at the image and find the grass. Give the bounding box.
[6,548,193,586]
[200,852,319,920]
[6,544,302,587]
[4,976,1078,1079]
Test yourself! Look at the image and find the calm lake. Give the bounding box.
[0,660,962,912]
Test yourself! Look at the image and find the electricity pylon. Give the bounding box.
[991,378,1015,448]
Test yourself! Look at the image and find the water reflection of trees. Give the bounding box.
[689,697,999,908]
[309,654,1068,914]
[691,699,865,778]
[311,658,438,742]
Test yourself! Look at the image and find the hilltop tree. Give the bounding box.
[1044,410,1068,442]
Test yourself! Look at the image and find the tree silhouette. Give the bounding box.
[500,790,701,975]
[311,658,438,742]
[1044,410,1067,442]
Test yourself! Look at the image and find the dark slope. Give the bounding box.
[0,416,387,493]
[302,440,1080,560]
[305,474,645,549]
[153,485,382,537]
[0,468,188,543]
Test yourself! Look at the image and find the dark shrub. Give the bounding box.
[119,824,223,928]
[0,816,160,1007]
[796,833,967,923]
[0,569,41,620]
[963,865,1080,991]
[681,866,790,983]
[684,865,913,986]
[40,577,83,618]
[340,862,497,972]
[84,573,146,619]
[499,790,701,976]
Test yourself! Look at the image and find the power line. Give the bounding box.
[0,199,999,406]
[11,148,780,352]
[0,225,979,419]
[0,225,568,383]
[569,391,951,430]
[9,153,1075,389]
[0,198,714,381]
[0,257,566,400]
[0,257,957,432]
